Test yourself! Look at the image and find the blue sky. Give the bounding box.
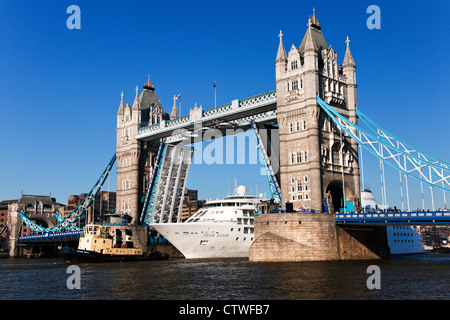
[0,1,448,210]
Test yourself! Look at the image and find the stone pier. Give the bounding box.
[249,213,390,262]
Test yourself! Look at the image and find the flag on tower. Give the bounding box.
[213,82,217,107]
[175,93,181,100]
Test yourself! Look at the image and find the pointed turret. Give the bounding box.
[343,36,356,68]
[303,26,316,53]
[343,36,357,114]
[170,96,179,119]
[132,86,140,110]
[275,30,288,81]
[299,8,327,55]
[117,92,125,115]
[275,30,287,64]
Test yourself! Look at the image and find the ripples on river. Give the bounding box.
[0,253,449,300]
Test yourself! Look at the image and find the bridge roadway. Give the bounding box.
[18,231,83,243]
[136,90,277,143]
[335,211,450,225]
[17,211,450,243]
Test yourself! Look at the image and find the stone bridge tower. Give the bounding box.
[7,195,61,256]
[275,10,360,213]
[116,77,170,224]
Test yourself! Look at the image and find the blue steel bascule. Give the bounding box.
[19,154,117,233]
[139,142,194,226]
[251,120,281,204]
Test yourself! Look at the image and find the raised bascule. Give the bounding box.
[8,10,449,260]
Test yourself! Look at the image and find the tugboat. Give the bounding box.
[60,223,168,263]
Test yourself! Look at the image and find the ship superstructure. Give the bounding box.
[151,186,265,259]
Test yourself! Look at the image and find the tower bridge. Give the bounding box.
[8,10,449,261]
[116,10,361,224]
[113,9,449,261]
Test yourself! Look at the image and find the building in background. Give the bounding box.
[64,191,116,225]
[180,189,205,222]
[419,225,440,249]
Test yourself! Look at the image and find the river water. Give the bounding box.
[0,253,448,301]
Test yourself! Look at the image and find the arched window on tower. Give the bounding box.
[332,142,341,165]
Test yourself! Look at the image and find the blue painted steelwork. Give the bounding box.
[357,109,450,168]
[335,211,450,225]
[316,96,449,192]
[140,143,166,225]
[0,223,7,235]
[251,120,281,203]
[20,154,116,233]
[55,213,83,231]
[149,236,170,245]
[18,231,83,242]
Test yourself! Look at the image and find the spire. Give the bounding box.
[308,7,320,27]
[304,26,316,52]
[132,86,140,109]
[170,95,179,119]
[343,36,356,68]
[144,74,155,91]
[275,30,287,64]
[117,91,124,114]
[299,9,327,54]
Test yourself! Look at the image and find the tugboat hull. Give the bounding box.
[60,247,168,263]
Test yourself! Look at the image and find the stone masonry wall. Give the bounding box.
[249,213,340,262]
[249,213,388,262]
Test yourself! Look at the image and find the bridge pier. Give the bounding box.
[6,198,63,257]
[249,213,390,262]
[337,224,390,260]
[6,209,21,257]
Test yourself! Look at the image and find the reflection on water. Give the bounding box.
[0,253,448,300]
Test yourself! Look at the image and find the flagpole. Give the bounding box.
[214,81,216,108]
[176,93,181,116]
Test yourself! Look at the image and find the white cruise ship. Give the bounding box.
[150,185,265,259]
[361,189,425,254]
